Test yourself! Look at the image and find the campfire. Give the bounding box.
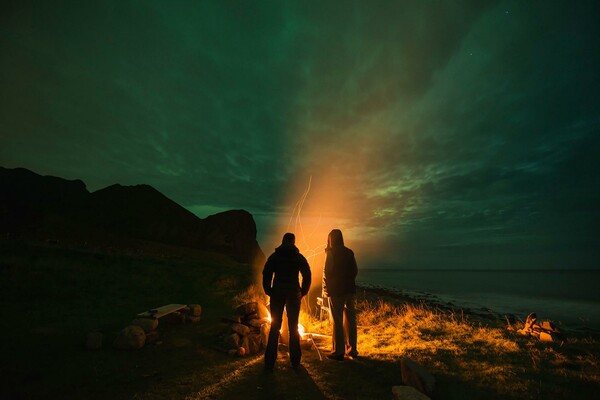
[219,301,318,357]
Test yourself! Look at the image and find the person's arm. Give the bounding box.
[350,250,358,279]
[262,256,274,296]
[300,256,311,296]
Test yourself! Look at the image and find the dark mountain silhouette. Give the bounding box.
[0,167,265,265]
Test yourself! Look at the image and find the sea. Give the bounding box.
[357,269,600,333]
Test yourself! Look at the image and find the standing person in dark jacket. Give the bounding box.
[262,232,311,371]
[322,229,358,361]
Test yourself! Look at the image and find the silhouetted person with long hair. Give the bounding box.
[322,229,358,361]
[262,232,311,371]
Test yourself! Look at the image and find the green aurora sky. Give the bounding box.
[1,1,599,269]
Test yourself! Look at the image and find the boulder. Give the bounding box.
[231,323,250,336]
[113,325,146,350]
[392,386,431,400]
[85,332,103,350]
[401,358,435,396]
[131,318,158,332]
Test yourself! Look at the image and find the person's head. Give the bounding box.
[281,232,295,245]
[327,229,344,249]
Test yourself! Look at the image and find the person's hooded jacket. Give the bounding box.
[262,243,311,297]
[322,229,357,297]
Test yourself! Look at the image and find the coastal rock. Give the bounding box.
[200,210,266,265]
[401,358,436,396]
[392,385,431,400]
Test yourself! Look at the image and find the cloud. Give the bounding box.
[1,0,598,268]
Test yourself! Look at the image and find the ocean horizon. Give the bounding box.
[357,268,600,333]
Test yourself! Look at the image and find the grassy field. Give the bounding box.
[0,240,256,399]
[1,241,599,399]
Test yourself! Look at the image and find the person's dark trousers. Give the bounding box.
[264,291,302,368]
[329,294,358,357]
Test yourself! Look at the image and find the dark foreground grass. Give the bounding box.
[2,241,599,400]
[0,240,255,399]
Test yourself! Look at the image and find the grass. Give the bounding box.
[0,240,254,399]
[1,240,599,399]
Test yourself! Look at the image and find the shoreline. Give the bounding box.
[357,283,600,337]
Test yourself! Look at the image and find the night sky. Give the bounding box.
[1,1,599,269]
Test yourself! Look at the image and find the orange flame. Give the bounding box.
[265,310,306,338]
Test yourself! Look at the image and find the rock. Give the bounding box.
[186,315,201,324]
[224,333,241,349]
[231,323,251,336]
[201,210,266,266]
[131,318,158,332]
[401,358,435,396]
[235,302,258,316]
[113,325,146,350]
[85,332,103,350]
[145,330,160,344]
[539,331,556,342]
[187,304,202,317]
[392,385,431,400]
[539,320,560,333]
[524,312,537,330]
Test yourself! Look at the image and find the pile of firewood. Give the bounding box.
[220,301,270,356]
